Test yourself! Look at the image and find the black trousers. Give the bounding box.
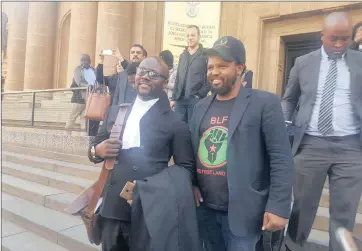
[101,218,131,251]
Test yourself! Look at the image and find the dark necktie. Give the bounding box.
[318,58,338,135]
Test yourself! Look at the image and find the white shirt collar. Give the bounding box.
[133,95,159,108]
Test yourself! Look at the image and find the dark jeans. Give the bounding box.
[174,96,200,123]
[197,204,260,251]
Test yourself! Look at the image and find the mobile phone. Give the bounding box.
[120,181,135,201]
[101,49,113,56]
[336,228,358,251]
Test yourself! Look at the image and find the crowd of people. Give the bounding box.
[67,11,361,251]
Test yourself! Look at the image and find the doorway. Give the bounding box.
[281,32,322,96]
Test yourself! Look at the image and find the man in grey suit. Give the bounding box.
[190,36,294,251]
[282,12,362,251]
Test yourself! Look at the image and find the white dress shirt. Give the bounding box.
[122,96,159,149]
[83,68,96,85]
[306,47,360,136]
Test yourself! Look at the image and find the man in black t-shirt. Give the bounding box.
[189,36,294,251]
[197,98,235,211]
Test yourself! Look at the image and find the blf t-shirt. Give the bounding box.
[197,97,235,211]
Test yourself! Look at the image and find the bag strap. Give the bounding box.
[85,103,130,216]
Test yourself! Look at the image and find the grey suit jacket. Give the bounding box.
[190,87,295,237]
[281,48,362,156]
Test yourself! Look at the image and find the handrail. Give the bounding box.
[1,87,87,95]
[2,87,88,127]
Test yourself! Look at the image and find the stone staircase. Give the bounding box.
[1,144,102,251]
[2,91,84,130]
[1,138,362,250]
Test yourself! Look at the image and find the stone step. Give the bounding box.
[2,193,100,251]
[2,174,77,212]
[2,220,68,251]
[2,103,34,109]
[313,206,362,239]
[33,109,73,123]
[2,109,33,120]
[2,161,93,194]
[2,127,91,156]
[40,100,75,109]
[2,151,99,180]
[306,229,329,249]
[3,144,93,165]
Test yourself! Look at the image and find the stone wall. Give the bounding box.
[2,2,362,94]
[2,127,92,156]
[218,2,362,94]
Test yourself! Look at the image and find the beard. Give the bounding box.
[211,75,237,96]
[137,85,163,101]
[131,56,140,62]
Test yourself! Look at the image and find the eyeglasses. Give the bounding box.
[136,67,166,80]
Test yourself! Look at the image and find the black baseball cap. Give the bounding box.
[204,36,246,64]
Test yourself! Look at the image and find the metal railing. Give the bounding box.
[2,86,174,132]
[2,87,88,130]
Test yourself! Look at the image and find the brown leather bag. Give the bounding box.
[65,103,130,245]
[84,84,111,121]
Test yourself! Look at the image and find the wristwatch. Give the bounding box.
[90,145,97,159]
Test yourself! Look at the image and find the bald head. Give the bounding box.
[81,54,90,60]
[321,12,352,59]
[80,54,91,69]
[146,57,169,79]
[323,12,351,30]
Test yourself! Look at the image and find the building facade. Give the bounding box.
[1,2,362,96]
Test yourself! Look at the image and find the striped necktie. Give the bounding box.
[318,58,338,135]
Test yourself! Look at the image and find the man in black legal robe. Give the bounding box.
[88,57,196,251]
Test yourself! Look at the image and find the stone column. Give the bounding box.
[95,2,133,76]
[132,2,164,57]
[67,2,98,87]
[4,2,29,91]
[23,2,57,90]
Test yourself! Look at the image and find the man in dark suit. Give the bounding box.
[282,12,362,251]
[190,36,294,251]
[88,57,195,251]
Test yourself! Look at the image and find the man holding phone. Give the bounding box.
[111,45,148,105]
[88,56,195,251]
